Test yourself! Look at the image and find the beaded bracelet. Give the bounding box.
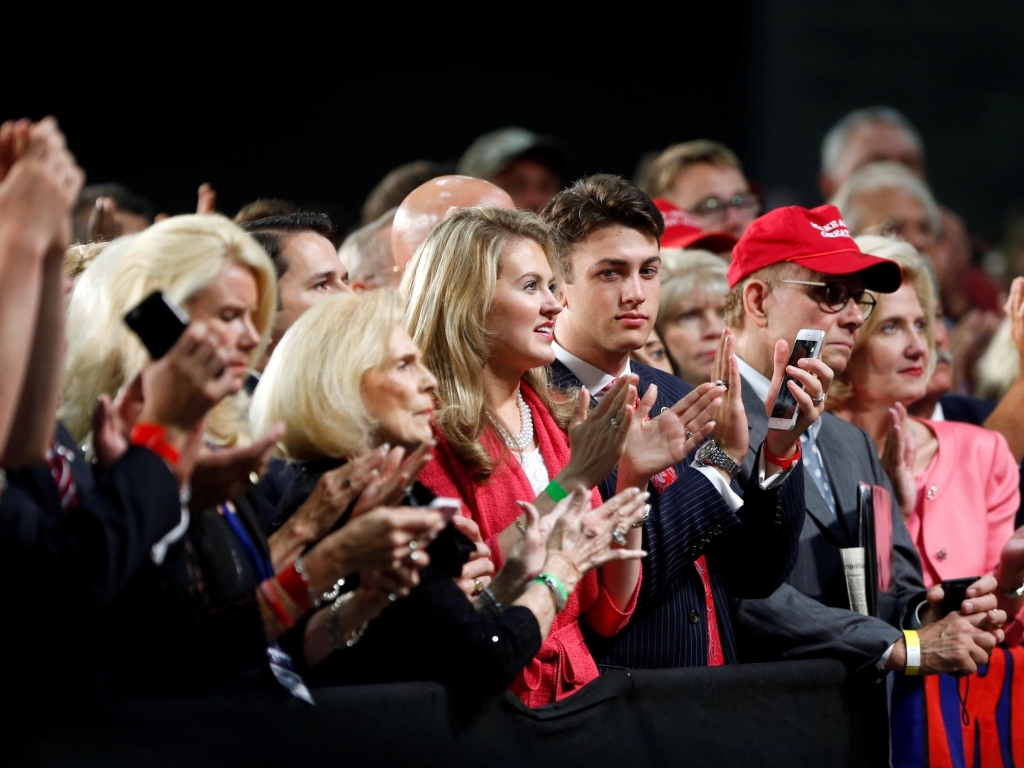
[326,591,369,650]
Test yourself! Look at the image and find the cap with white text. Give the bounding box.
[727,204,902,291]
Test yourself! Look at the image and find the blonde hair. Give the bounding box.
[402,206,573,480]
[250,291,401,460]
[657,249,729,330]
[61,215,277,446]
[829,235,936,406]
[640,140,743,199]
[64,240,110,284]
[976,317,1019,401]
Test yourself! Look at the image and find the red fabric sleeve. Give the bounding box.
[584,563,642,637]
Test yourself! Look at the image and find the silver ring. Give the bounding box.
[713,379,728,390]
[408,540,418,551]
[248,471,260,486]
[610,417,620,429]
[685,429,695,439]
[611,527,627,546]
[388,592,398,602]
[812,393,827,405]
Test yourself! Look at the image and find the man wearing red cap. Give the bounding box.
[652,198,737,255]
[540,174,817,670]
[726,204,1007,678]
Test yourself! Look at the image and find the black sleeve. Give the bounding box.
[715,446,806,598]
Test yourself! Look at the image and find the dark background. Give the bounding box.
[6,5,1023,244]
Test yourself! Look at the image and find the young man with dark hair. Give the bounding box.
[240,213,351,375]
[540,174,816,669]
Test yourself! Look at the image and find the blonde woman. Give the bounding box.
[63,216,432,694]
[829,236,1023,645]
[250,290,645,697]
[655,249,729,387]
[403,206,651,706]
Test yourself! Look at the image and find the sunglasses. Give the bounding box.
[779,280,877,319]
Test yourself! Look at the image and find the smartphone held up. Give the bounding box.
[767,329,825,431]
[124,290,191,359]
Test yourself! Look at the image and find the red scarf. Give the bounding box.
[419,382,634,707]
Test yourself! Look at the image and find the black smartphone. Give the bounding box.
[123,291,190,359]
[940,576,979,616]
[767,329,825,431]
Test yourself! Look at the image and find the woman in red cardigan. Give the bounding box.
[830,236,1024,643]
[402,206,717,706]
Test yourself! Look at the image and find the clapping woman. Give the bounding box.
[250,290,647,698]
[829,236,1023,643]
[403,206,648,706]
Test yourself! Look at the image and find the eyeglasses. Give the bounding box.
[779,280,877,319]
[688,193,761,222]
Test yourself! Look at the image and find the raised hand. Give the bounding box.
[91,375,145,470]
[1005,277,1024,359]
[269,447,390,569]
[997,525,1024,610]
[86,197,123,242]
[350,440,435,517]
[189,426,284,510]
[560,376,635,489]
[881,402,919,519]
[764,337,834,458]
[708,329,749,462]
[196,183,217,215]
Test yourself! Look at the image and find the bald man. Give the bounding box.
[391,175,514,271]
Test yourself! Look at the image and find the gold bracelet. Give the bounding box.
[515,518,526,535]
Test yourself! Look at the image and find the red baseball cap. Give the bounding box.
[727,204,902,291]
[654,198,738,253]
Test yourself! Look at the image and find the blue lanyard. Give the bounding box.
[219,502,273,581]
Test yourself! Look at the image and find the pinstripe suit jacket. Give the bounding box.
[548,360,805,669]
[731,374,928,673]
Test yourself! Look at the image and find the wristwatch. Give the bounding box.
[693,440,742,481]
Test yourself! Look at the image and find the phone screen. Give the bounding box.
[770,341,816,421]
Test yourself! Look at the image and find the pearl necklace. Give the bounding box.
[488,390,534,452]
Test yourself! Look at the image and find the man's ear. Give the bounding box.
[743,280,771,329]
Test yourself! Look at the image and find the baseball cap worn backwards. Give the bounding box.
[653,198,738,253]
[727,204,902,292]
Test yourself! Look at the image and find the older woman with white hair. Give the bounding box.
[654,249,730,387]
[250,289,646,698]
[62,215,435,694]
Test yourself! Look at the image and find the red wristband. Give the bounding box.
[130,423,181,467]
[763,439,802,470]
[275,561,312,612]
[259,579,295,629]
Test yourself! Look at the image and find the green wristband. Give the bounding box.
[545,479,569,502]
[534,573,569,612]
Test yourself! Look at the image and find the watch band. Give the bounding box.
[694,440,742,480]
[1002,580,1024,599]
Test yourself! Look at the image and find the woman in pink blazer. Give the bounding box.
[830,236,1024,644]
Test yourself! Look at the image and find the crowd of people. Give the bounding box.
[1,107,1022,760]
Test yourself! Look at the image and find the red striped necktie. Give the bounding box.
[45,442,79,513]
[593,377,619,404]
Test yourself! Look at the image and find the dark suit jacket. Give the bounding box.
[732,375,928,673]
[548,360,804,668]
[0,424,183,693]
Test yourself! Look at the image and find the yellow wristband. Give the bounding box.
[903,629,921,675]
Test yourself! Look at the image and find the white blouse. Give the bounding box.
[515,447,550,497]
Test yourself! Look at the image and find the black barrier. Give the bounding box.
[13,660,886,767]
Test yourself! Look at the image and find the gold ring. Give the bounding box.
[473,579,484,596]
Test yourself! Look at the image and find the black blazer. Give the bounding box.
[0,424,184,693]
[547,360,804,669]
[274,459,543,701]
[732,375,928,674]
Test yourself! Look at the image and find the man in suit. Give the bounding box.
[539,174,815,669]
[726,203,1006,676]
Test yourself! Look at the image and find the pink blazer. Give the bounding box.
[908,418,1022,644]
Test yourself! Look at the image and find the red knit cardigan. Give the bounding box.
[418,382,640,707]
